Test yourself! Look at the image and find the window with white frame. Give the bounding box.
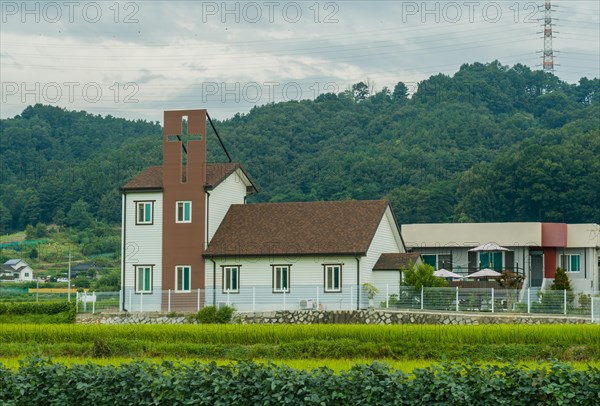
[324,264,342,292]
[560,254,581,272]
[135,265,153,293]
[175,265,191,292]
[272,265,290,293]
[136,201,153,225]
[223,266,240,293]
[176,201,192,223]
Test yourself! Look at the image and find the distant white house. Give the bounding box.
[402,222,600,295]
[1,259,35,281]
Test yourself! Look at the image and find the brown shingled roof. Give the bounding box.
[122,166,163,190]
[372,253,421,270]
[204,200,390,257]
[122,163,256,191]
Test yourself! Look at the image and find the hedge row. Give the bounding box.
[0,302,75,317]
[1,358,599,405]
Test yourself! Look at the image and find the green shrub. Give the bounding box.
[195,306,217,323]
[193,305,234,324]
[216,306,234,323]
[0,301,74,316]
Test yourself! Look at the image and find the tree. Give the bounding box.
[26,223,49,239]
[19,193,41,228]
[92,269,121,292]
[401,262,448,290]
[392,81,409,103]
[66,199,94,230]
[352,82,369,102]
[53,208,66,226]
[550,267,572,291]
[73,276,91,289]
[498,270,524,288]
[0,202,12,234]
[98,190,120,224]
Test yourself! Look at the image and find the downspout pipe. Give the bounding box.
[211,259,216,306]
[121,192,127,311]
[206,191,210,246]
[355,257,360,310]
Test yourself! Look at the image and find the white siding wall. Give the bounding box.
[17,266,35,281]
[205,255,358,311]
[207,170,248,243]
[362,207,405,284]
[123,191,163,311]
[363,207,405,307]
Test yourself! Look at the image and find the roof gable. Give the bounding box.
[204,200,390,257]
[122,163,256,192]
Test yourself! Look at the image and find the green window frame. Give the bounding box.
[272,265,290,293]
[561,254,581,272]
[175,265,191,292]
[135,201,153,225]
[324,264,342,292]
[223,266,240,293]
[135,265,152,293]
[176,201,192,223]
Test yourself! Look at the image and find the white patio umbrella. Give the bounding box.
[466,268,502,278]
[433,268,462,278]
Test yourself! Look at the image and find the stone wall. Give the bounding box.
[76,310,593,325]
[236,310,592,325]
[77,313,192,325]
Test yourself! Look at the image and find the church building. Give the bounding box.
[120,109,410,311]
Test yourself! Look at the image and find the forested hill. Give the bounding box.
[1,61,599,233]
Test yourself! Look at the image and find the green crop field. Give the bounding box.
[1,323,599,404]
[0,323,598,361]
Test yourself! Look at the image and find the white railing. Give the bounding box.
[57,284,598,322]
[119,285,362,313]
[381,286,595,318]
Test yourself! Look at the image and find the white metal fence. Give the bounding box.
[4,284,596,321]
[117,285,365,313]
[384,286,595,317]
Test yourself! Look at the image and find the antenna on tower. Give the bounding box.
[538,1,558,73]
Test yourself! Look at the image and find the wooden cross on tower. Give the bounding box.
[167,116,203,165]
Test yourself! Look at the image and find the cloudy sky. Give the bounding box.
[1,0,598,121]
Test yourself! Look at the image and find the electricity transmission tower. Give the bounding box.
[540,1,557,73]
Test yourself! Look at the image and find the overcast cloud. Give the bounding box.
[1,0,598,122]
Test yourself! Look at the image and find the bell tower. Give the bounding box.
[161,109,207,310]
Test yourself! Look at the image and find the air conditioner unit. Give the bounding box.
[299,299,313,310]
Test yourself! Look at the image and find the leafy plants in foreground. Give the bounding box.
[0,358,599,405]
